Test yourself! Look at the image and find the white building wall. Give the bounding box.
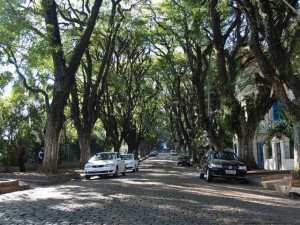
[263,137,294,170]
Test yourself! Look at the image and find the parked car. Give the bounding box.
[84,152,126,179]
[149,150,159,157]
[170,150,177,156]
[199,150,247,182]
[177,154,191,166]
[121,153,139,172]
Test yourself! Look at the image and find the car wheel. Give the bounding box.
[136,167,139,172]
[199,171,204,179]
[113,167,119,178]
[206,169,213,182]
[122,169,126,176]
[85,175,91,180]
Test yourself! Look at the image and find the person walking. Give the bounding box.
[38,145,45,164]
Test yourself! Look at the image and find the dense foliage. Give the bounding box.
[0,0,299,176]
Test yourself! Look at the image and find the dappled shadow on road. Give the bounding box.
[0,153,300,224]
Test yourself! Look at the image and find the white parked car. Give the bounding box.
[121,153,139,172]
[170,150,177,156]
[84,152,126,179]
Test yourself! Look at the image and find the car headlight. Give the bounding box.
[209,163,223,168]
[104,164,114,167]
[85,164,92,168]
[238,165,247,170]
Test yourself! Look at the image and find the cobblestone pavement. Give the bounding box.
[1,153,300,225]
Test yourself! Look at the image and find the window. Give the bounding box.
[273,102,283,121]
[290,141,294,159]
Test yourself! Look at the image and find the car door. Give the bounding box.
[116,153,125,172]
[200,152,210,173]
[133,155,139,169]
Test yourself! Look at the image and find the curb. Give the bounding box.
[247,173,300,199]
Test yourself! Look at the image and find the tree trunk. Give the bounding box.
[125,128,142,160]
[78,132,91,168]
[237,132,244,159]
[42,113,64,173]
[293,121,300,179]
[192,148,199,163]
[241,127,257,170]
[39,0,102,173]
[112,140,121,153]
[206,125,224,150]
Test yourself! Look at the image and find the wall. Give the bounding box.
[263,137,294,170]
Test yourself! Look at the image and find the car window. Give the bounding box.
[201,152,208,160]
[207,152,212,160]
[212,151,239,160]
[211,152,217,159]
[91,153,114,160]
[122,154,133,160]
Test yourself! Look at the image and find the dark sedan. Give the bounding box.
[199,150,247,182]
[177,155,191,166]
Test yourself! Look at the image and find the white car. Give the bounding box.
[84,152,126,179]
[170,150,177,156]
[121,153,139,172]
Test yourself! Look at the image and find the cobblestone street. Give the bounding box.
[0,153,300,225]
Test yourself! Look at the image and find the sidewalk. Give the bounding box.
[247,170,300,198]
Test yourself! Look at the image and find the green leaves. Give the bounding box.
[0,71,13,93]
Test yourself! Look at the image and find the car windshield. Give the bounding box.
[90,153,115,161]
[122,154,133,160]
[178,155,188,160]
[212,151,239,161]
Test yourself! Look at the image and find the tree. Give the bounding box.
[0,0,103,173]
[237,0,300,177]
[0,86,44,166]
[210,0,275,168]
[151,0,225,161]
[99,11,159,157]
[71,0,122,168]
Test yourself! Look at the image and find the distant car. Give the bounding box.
[149,151,159,157]
[170,150,177,156]
[177,155,191,166]
[121,153,139,172]
[84,152,126,179]
[199,150,247,182]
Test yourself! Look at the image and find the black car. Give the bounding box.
[199,150,247,182]
[149,151,159,157]
[177,155,191,166]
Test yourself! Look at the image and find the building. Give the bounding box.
[255,102,294,170]
[234,59,295,170]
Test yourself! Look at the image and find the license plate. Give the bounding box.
[225,170,236,175]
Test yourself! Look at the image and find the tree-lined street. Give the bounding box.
[1,153,299,225]
[1,0,300,179]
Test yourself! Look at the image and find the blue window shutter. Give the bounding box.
[273,102,283,121]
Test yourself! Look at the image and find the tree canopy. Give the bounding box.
[1,0,300,177]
